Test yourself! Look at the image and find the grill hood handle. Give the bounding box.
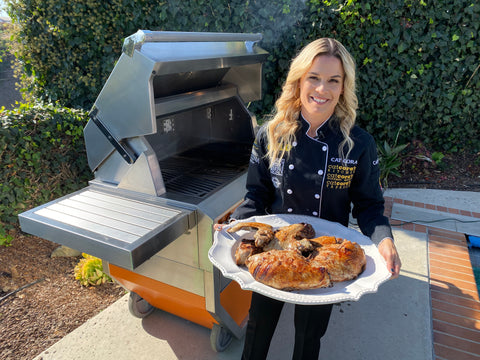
[122,30,263,57]
[88,107,137,165]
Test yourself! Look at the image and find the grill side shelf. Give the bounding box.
[18,187,195,269]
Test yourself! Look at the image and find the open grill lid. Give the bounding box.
[19,31,268,271]
[84,30,268,172]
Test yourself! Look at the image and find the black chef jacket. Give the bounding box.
[232,115,393,245]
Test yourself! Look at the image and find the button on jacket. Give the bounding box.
[232,115,393,244]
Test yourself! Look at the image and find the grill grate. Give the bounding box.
[158,143,249,199]
[164,174,222,197]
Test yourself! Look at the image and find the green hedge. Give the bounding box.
[0,103,91,241]
[6,0,479,151]
[5,0,305,109]
[316,0,480,152]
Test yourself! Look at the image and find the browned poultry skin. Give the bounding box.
[227,222,275,247]
[308,235,343,247]
[275,223,315,243]
[235,240,263,265]
[245,250,331,290]
[309,240,366,282]
[264,223,316,252]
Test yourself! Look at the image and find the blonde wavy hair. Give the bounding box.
[266,38,358,165]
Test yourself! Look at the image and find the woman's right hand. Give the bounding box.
[213,223,227,231]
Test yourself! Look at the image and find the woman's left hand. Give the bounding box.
[377,238,401,279]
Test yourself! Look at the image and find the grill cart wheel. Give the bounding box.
[210,323,233,352]
[128,291,154,318]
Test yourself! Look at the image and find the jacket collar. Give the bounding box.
[299,113,340,139]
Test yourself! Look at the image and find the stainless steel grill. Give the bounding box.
[18,30,268,351]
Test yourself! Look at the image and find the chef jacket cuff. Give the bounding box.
[370,225,394,246]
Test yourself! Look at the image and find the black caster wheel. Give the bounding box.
[210,323,233,352]
[128,291,154,318]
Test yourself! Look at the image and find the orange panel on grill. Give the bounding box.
[220,281,252,327]
[109,264,216,329]
[109,264,252,330]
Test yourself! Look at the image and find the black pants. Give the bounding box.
[241,292,333,360]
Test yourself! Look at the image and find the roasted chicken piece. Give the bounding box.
[264,223,316,252]
[235,240,263,265]
[245,249,331,290]
[275,222,315,243]
[228,221,315,251]
[227,222,274,247]
[309,240,366,282]
[308,235,343,247]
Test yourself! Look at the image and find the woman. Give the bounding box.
[228,38,401,359]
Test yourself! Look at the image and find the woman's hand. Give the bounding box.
[377,238,401,279]
[213,223,227,231]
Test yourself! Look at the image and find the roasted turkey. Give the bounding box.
[309,239,366,282]
[228,221,315,251]
[227,221,366,291]
[235,239,263,266]
[264,222,315,252]
[245,250,331,290]
[308,235,343,246]
[227,222,274,247]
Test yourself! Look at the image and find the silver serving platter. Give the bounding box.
[208,214,391,305]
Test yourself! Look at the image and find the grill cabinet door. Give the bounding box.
[18,187,195,269]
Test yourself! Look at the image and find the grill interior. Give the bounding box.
[159,142,251,198]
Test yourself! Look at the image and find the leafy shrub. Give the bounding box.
[431,152,445,165]
[0,103,91,240]
[74,253,112,286]
[320,0,480,153]
[0,22,11,74]
[0,230,13,247]
[377,129,408,189]
[5,0,479,152]
[4,0,306,111]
